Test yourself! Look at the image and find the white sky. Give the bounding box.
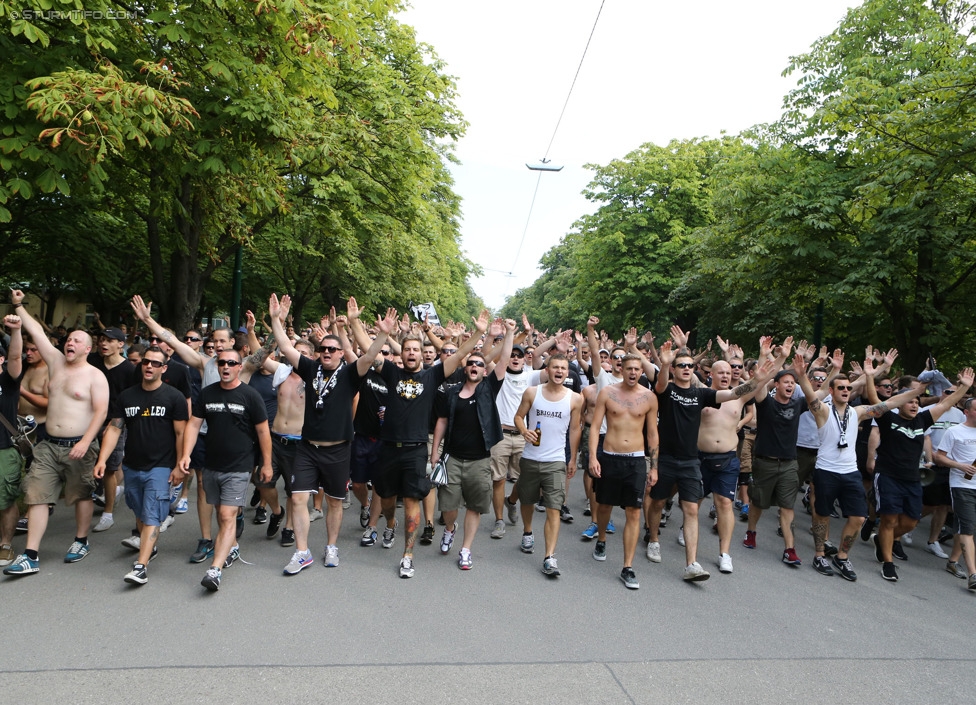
[399,1,861,311]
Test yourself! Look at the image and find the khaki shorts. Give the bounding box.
[0,447,24,511]
[23,439,99,506]
[490,433,525,482]
[437,456,492,514]
[748,456,799,510]
[516,458,566,509]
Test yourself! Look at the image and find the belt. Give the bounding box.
[384,441,425,448]
[502,428,521,436]
[756,454,792,462]
[305,439,346,448]
[48,436,83,447]
[273,435,301,446]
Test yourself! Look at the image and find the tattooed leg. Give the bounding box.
[812,515,828,555]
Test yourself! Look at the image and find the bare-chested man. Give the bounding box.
[698,359,764,574]
[588,354,658,589]
[18,335,49,440]
[4,290,109,575]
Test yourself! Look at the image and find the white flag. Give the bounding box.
[410,302,441,326]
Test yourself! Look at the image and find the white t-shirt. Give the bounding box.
[937,423,976,489]
[495,368,533,427]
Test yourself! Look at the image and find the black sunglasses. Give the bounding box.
[380,350,391,356]
[674,362,695,369]
[140,359,165,368]
[184,336,201,343]
[216,359,241,367]
[317,346,341,354]
[467,360,486,368]
[730,364,743,369]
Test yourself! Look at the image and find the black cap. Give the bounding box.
[101,327,126,342]
[773,369,797,382]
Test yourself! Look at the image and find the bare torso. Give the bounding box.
[45,361,103,437]
[602,384,655,454]
[272,372,306,436]
[699,398,745,453]
[19,362,49,423]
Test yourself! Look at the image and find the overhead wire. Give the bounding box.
[504,0,607,296]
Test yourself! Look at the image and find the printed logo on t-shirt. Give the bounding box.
[891,424,924,439]
[366,378,388,395]
[669,389,699,407]
[536,409,563,419]
[126,406,169,418]
[396,379,424,399]
[776,407,796,421]
[205,402,246,414]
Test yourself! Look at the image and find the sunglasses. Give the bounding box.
[813,376,827,382]
[204,345,215,350]
[380,350,391,356]
[611,354,625,361]
[467,360,486,368]
[674,362,695,369]
[511,353,524,358]
[184,336,201,343]
[879,383,894,389]
[317,346,341,354]
[149,336,162,343]
[442,349,458,355]
[730,364,743,369]
[140,359,165,368]
[834,385,852,391]
[216,359,241,367]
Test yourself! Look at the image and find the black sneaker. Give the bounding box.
[881,561,898,581]
[643,525,651,544]
[823,541,839,558]
[860,518,876,542]
[831,555,857,582]
[437,513,446,526]
[592,540,607,561]
[420,523,434,545]
[235,508,244,539]
[812,556,834,576]
[249,487,261,507]
[266,508,285,539]
[124,563,148,585]
[280,528,295,547]
[872,533,884,563]
[560,505,574,524]
[892,540,908,561]
[938,526,954,544]
[253,507,268,525]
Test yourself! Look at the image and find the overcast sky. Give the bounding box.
[398,1,861,311]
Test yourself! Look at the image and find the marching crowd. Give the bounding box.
[1,289,975,594]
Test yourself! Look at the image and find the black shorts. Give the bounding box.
[699,451,739,501]
[594,453,646,509]
[813,468,867,518]
[350,434,382,485]
[874,473,922,520]
[922,467,951,506]
[254,435,298,495]
[374,442,431,500]
[290,441,351,498]
[190,434,206,470]
[650,456,702,503]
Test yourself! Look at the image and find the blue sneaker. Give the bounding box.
[607,520,616,535]
[739,504,749,522]
[581,522,598,541]
[189,538,214,564]
[64,541,90,563]
[175,497,189,514]
[3,554,39,576]
[169,482,183,504]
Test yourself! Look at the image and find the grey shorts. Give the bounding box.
[437,456,492,514]
[203,470,250,507]
[749,456,799,510]
[105,427,127,472]
[516,458,566,509]
[951,487,976,536]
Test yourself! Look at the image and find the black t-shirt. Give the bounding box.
[754,393,807,459]
[248,370,278,427]
[295,357,362,443]
[875,409,934,481]
[163,357,193,401]
[0,368,20,450]
[379,361,445,443]
[111,383,189,470]
[354,369,388,438]
[656,382,719,460]
[192,382,268,473]
[443,393,486,459]
[89,355,140,401]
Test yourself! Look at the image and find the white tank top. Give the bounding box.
[816,404,859,474]
[522,386,573,463]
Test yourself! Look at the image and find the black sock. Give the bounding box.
[522,531,532,536]
[25,549,38,560]
[75,536,88,545]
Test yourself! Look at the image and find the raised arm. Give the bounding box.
[269,293,301,368]
[357,309,398,377]
[10,290,62,366]
[443,310,489,377]
[928,368,975,422]
[792,355,829,427]
[493,319,517,381]
[654,340,675,394]
[586,316,601,373]
[3,315,23,379]
[130,295,205,371]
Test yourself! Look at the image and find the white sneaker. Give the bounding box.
[926,541,949,559]
[323,544,339,567]
[120,534,141,550]
[646,541,661,563]
[159,515,176,533]
[92,515,114,532]
[683,561,710,582]
[901,531,913,546]
[308,508,324,522]
[677,526,685,547]
[718,553,733,574]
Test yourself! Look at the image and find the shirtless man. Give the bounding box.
[698,359,764,574]
[18,335,49,440]
[4,290,109,575]
[588,354,658,589]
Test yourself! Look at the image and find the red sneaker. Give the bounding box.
[782,547,802,566]
[743,530,756,549]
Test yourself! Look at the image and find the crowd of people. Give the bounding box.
[1,289,975,594]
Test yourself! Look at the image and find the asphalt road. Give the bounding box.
[2,478,973,704]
